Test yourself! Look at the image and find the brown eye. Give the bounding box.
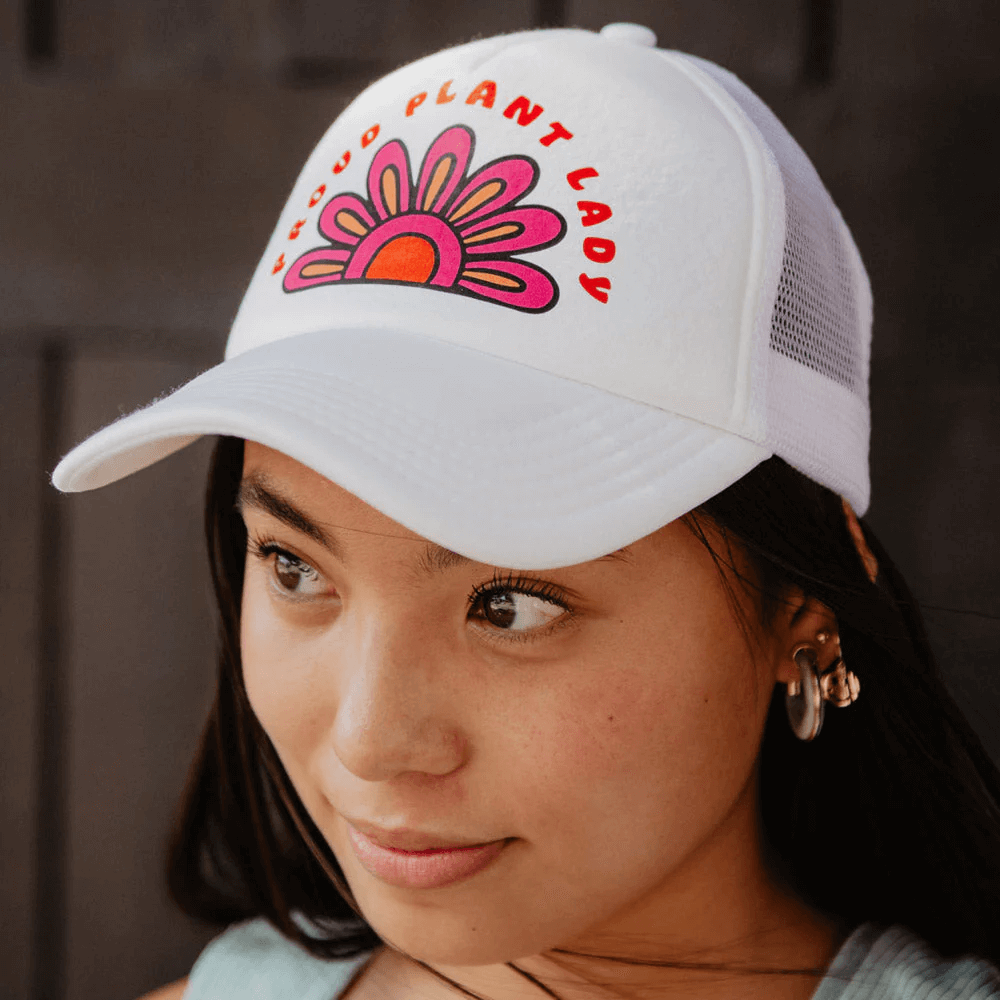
[274,552,307,591]
[484,592,517,628]
[474,589,565,632]
[268,550,325,598]
[249,539,331,602]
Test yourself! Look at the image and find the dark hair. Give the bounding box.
[168,435,1000,964]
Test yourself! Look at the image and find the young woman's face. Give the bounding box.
[239,442,803,966]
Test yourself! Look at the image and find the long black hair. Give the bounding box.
[167,435,1000,964]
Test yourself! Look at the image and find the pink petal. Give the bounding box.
[318,194,377,246]
[283,247,352,292]
[458,259,559,313]
[368,140,412,220]
[447,155,538,226]
[415,125,473,215]
[461,206,566,256]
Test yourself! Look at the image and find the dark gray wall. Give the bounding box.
[2,2,998,998]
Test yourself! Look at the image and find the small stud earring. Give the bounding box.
[786,636,861,741]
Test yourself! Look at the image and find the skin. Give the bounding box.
[207,441,852,1000]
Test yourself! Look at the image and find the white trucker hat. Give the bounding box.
[53,23,872,569]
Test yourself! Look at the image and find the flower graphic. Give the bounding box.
[283,125,566,313]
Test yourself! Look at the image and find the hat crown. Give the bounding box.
[227,27,870,512]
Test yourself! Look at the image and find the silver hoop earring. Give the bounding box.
[786,641,861,742]
[786,646,824,741]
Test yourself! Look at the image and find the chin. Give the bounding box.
[345,872,585,967]
[363,902,555,966]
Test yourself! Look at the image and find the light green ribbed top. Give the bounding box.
[183,919,999,1000]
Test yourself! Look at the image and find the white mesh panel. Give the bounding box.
[676,54,873,513]
[768,144,866,394]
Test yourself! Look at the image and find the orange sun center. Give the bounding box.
[366,235,437,284]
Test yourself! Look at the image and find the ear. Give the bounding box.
[772,590,841,687]
[843,499,879,584]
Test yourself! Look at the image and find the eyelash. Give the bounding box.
[466,571,567,611]
[467,572,574,643]
[246,535,573,638]
[248,533,295,564]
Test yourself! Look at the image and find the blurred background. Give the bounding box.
[1,2,998,998]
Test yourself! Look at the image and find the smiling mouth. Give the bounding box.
[345,823,511,890]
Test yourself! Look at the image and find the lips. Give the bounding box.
[345,822,510,890]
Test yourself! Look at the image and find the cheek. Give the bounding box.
[500,609,764,861]
[240,580,331,762]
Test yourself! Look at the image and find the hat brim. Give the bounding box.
[52,327,771,569]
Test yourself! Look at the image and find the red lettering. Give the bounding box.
[437,80,457,104]
[583,237,616,263]
[406,92,428,116]
[465,80,497,109]
[539,122,573,146]
[308,184,327,208]
[578,200,613,227]
[579,273,611,303]
[361,124,380,148]
[567,167,599,190]
[333,151,351,174]
[503,95,544,126]
[271,253,286,275]
[288,219,306,240]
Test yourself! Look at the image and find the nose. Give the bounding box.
[330,612,467,783]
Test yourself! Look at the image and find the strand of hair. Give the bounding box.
[549,948,826,977]
[506,961,566,1000]
[412,960,492,1000]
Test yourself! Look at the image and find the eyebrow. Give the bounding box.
[235,472,633,573]
[236,474,473,574]
[601,546,634,564]
[237,474,341,553]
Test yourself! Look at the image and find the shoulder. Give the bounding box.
[816,924,1000,999]
[182,918,374,1000]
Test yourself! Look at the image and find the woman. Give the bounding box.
[53,23,1000,1000]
